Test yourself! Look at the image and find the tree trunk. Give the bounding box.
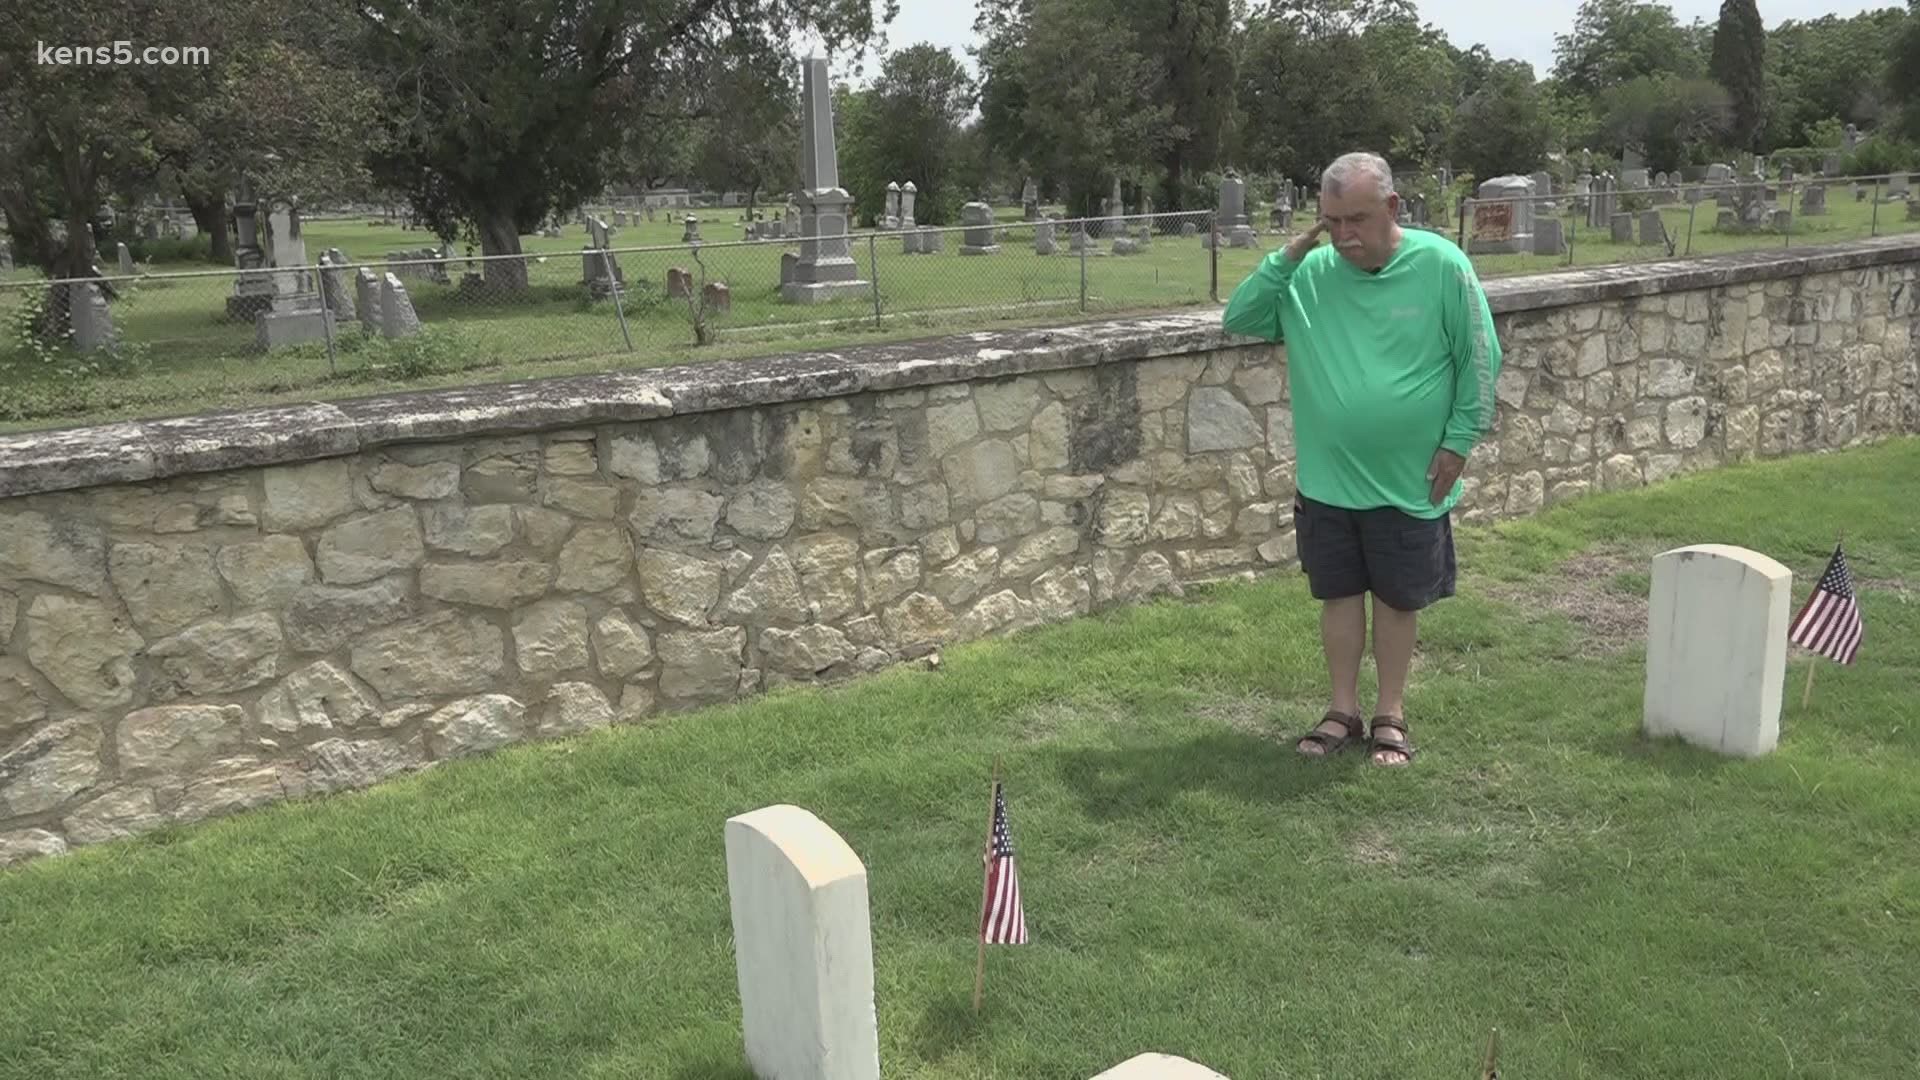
[478,210,529,294]
[183,188,233,265]
[1162,150,1185,222]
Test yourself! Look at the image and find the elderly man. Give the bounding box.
[1221,151,1501,766]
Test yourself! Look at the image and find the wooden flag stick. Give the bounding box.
[1802,655,1819,708]
[972,755,1001,1013]
[1479,1027,1501,1079]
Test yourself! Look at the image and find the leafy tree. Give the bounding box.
[1709,0,1767,151]
[1597,74,1731,170]
[686,49,802,219]
[1449,61,1555,181]
[351,0,892,292]
[1552,0,1704,99]
[1236,2,1456,184]
[1887,0,1920,139]
[840,45,977,225]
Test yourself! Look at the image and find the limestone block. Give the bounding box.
[724,804,881,1080]
[1643,545,1791,757]
[1091,1053,1232,1079]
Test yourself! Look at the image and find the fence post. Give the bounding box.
[1785,185,1797,249]
[1079,219,1088,313]
[1685,201,1697,257]
[603,248,633,352]
[1872,179,1882,237]
[1208,211,1218,302]
[868,232,881,328]
[316,256,338,375]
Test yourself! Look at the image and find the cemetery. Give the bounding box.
[5,0,1920,1075]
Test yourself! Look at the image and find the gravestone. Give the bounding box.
[884,182,901,229]
[317,250,355,322]
[899,181,917,228]
[1035,218,1057,255]
[1091,1054,1231,1079]
[1639,210,1665,246]
[353,268,382,333]
[379,272,421,339]
[682,215,702,244]
[1218,170,1256,247]
[1801,184,1828,215]
[1622,168,1650,190]
[1532,216,1565,256]
[1468,175,1533,254]
[703,282,731,314]
[71,282,114,353]
[1643,544,1791,757]
[1611,213,1634,243]
[226,179,276,319]
[667,267,692,298]
[725,804,880,1080]
[959,202,1000,255]
[1022,176,1039,221]
[116,242,133,275]
[783,55,870,303]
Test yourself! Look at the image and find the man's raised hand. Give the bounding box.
[1286,220,1327,262]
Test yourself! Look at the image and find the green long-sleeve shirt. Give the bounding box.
[1221,229,1502,519]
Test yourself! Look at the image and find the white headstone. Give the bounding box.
[725,804,880,1080]
[1091,1053,1232,1079]
[1643,544,1792,757]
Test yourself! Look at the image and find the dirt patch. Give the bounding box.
[1489,541,1657,655]
[1346,828,1401,867]
[1860,577,1915,604]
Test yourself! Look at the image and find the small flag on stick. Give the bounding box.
[973,760,1026,1011]
[1789,540,1863,706]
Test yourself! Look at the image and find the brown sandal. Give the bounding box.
[1296,711,1365,756]
[1368,716,1417,766]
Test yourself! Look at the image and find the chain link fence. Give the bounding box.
[3,173,1918,432]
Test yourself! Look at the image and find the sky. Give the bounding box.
[816,0,1900,83]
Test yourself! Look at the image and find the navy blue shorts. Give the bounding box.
[1291,493,1456,611]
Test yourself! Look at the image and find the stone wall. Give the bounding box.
[3,238,1917,867]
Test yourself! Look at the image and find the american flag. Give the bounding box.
[1789,542,1863,664]
[979,781,1027,944]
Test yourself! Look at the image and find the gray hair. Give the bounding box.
[1321,152,1395,198]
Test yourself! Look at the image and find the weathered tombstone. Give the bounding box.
[1774,208,1795,230]
[682,215,702,244]
[227,179,277,319]
[667,267,692,298]
[379,272,420,339]
[1610,213,1634,243]
[1639,210,1665,246]
[1111,235,1141,255]
[1468,176,1533,254]
[1717,208,1738,231]
[899,181,917,228]
[1643,544,1791,757]
[116,242,133,275]
[1219,171,1256,247]
[884,182,901,229]
[1532,216,1565,256]
[1034,218,1057,255]
[71,282,114,352]
[1908,199,1920,223]
[1179,221,1198,238]
[317,250,355,322]
[1622,168,1650,189]
[783,55,870,302]
[702,281,731,314]
[1022,176,1039,221]
[959,202,1000,255]
[1091,1055,1231,1079]
[354,267,382,332]
[1801,184,1827,215]
[725,805,880,1080]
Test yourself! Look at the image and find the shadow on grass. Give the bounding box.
[910,992,992,1063]
[1053,731,1358,822]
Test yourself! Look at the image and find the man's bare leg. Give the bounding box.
[1369,595,1419,765]
[1299,594,1367,754]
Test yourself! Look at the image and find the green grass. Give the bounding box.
[4,191,1916,434]
[5,437,1918,1079]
